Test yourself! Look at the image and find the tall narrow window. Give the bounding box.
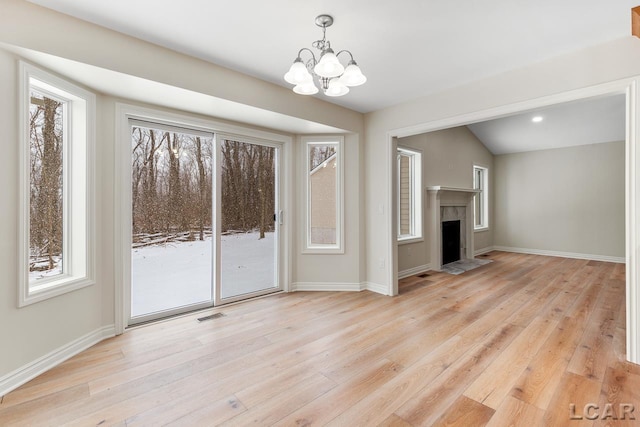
[303,137,343,253]
[474,165,489,230]
[29,89,65,281]
[397,147,422,242]
[19,62,95,306]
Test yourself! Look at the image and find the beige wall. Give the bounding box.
[0,48,105,377]
[397,126,494,273]
[494,141,625,258]
[293,135,363,284]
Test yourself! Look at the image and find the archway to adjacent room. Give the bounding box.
[386,78,639,363]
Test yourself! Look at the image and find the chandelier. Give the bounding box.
[284,14,367,97]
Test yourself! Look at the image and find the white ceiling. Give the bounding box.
[467,94,626,154]
[22,0,633,152]
[27,0,639,114]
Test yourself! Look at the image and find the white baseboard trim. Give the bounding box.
[474,246,495,256]
[291,282,366,292]
[290,281,391,296]
[364,282,390,296]
[0,324,115,397]
[398,264,432,279]
[492,246,625,264]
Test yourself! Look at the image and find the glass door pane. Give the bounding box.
[131,125,214,320]
[217,139,279,301]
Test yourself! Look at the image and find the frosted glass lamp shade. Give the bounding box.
[293,82,319,95]
[313,49,344,78]
[284,60,312,85]
[325,78,349,97]
[339,62,367,86]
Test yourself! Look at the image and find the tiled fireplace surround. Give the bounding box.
[426,186,480,271]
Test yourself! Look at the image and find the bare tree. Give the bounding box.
[29,94,63,272]
[194,136,207,241]
[130,130,274,244]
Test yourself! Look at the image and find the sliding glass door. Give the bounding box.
[215,137,280,303]
[129,123,281,324]
[130,124,214,322]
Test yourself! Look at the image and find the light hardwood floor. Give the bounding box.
[1,251,638,426]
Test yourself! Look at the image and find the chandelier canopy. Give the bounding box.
[284,14,366,97]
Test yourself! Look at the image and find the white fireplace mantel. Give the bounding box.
[426,186,480,271]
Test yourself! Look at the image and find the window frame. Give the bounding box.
[473,165,489,231]
[302,136,344,254]
[397,146,423,244]
[18,62,96,307]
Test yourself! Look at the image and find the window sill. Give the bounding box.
[474,226,490,233]
[20,276,95,307]
[302,247,345,255]
[398,236,424,245]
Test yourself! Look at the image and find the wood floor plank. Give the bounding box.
[394,324,521,426]
[273,358,402,426]
[542,371,602,427]
[464,315,559,409]
[509,315,583,410]
[377,413,414,427]
[567,307,616,381]
[220,372,337,426]
[0,384,88,425]
[595,364,640,426]
[325,334,470,426]
[162,395,246,426]
[431,395,494,427]
[485,396,546,427]
[0,252,631,427]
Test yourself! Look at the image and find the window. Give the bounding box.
[303,136,343,253]
[19,62,95,306]
[474,165,489,230]
[397,147,422,242]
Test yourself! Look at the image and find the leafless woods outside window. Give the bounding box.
[131,128,276,248]
[29,90,64,280]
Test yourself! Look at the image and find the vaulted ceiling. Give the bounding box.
[468,94,626,154]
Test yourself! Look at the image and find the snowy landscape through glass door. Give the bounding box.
[130,125,214,318]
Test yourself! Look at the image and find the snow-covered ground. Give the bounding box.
[131,231,275,317]
[29,257,62,281]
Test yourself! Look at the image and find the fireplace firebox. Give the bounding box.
[442,220,461,265]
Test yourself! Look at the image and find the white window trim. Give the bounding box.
[397,147,423,244]
[302,136,344,254]
[18,61,96,307]
[473,165,489,231]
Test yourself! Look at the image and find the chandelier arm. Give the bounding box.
[335,50,355,62]
[297,48,317,62]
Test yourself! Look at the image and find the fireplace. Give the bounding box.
[426,186,480,271]
[442,220,461,265]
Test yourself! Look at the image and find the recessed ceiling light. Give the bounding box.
[532,116,543,123]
